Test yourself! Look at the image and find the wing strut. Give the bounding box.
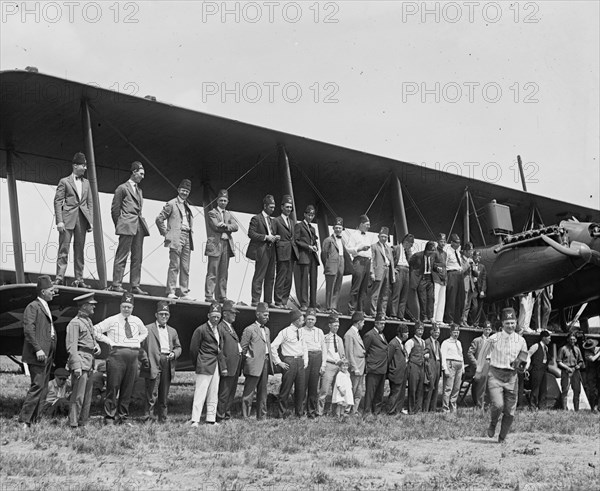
[391,173,409,243]
[5,150,25,283]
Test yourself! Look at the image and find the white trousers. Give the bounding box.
[433,283,446,323]
[191,367,220,423]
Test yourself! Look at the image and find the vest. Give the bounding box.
[408,338,425,366]
[530,342,548,371]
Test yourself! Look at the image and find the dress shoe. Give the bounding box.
[131,286,148,295]
[269,303,278,309]
[191,422,199,428]
[251,302,258,307]
[21,422,30,430]
[53,278,63,285]
[72,280,92,288]
[109,285,126,293]
[167,293,178,299]
[274,304,285,309]
[487,424,496,438]
[180,295,197,301]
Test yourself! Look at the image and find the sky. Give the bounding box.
[1,1,599,304]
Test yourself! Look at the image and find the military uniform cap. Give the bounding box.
[72,152,87,165]
[501,307,516,322]
[121,292,135,305]
[74,292,97,306]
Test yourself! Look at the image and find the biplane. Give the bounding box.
[1,70,599,369]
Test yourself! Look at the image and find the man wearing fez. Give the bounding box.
[302,308,326,418]
[387,324,409,415]
[66,292,101,428]
[204,188,238,303]
[19,275,58,428]
[271,309,308,418]
[240,302,274,419]
[432,233,448,324]
[409,241,437,322]
[217,300,242,422]
[476,307,528,442]
[423,323,442,412]
[368,227,395,318]
[405,321,429,414]
[110,161,150,294]
[363,314,389,415]
[53,152,93,287]
[321,217,352,314]
[344,311,367,415]
[94,292,148,424]
[272,195,298,309]
[347,215,373,314]
[389,233,414,321]
[156,179,195,300]
[294,205,320,310]
[318,314,346,416]
[247,195,280,306]
[189,302,224,426]
[140,301,181,423]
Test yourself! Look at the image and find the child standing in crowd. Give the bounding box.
[332,359,354,418]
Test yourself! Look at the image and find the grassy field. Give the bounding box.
[0,357,598,490]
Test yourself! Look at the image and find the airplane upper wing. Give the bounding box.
[1,70,598,242]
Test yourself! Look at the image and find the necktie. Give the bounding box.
[455,250,461,266]
[124,318,133,339]
[297,329,300,341]
[333,335,338,353]
[425,256,430,273]
[222,210,226,222]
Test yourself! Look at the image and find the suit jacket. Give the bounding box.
[294,220,320,266]
[246,212,273,262]
[462,256,476,292]
[240,321,274,377]
[204,207,237,257]
[22,299,55,366]
[344,326,365,375]
[432,248,447,285]
[392,244,413,268]
[218,320,242,376]
[387,337,408,384]
[111,181,146,236]
[321,234,352,276]
[371,241,395,282]
[472,262,487,294]
[139,322,182,379]
[155,197,195,252]
[467,335,487,368]
[364,328,389,375]
[189,322,225,375]
[424,337,441,381]
[54,175,93,229]
[272,215,298,262]
[408,251,430,289]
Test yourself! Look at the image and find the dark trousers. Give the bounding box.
[204,239,230,301]
[274,259,294,305]
[112,229,144,288]
[417,275,434,320]
[407,362,425,414]
[145,355,172,420]
[529,368,548,409]
[368,269,390,316]
[387,376,407,415]
[389,267,410,318]
[278,356,306,417]
[364,372,386,414]
[305,352,322,417]
[444,270,465,324]
[19,348,55,424]
[242,358,269,419]
[217,361,240,420]
[349,257,371,313]
[104,347,139,421]
[295,258,318,308]
[69,369,94,427]
[251,247,275,304]
[324,270,343,310]
[423,360,441,412]
[468,290,485,326]
[561,369,581,411]
[56,211,87,281]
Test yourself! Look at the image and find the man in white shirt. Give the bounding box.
[317,314,345,416]
[302,309,326,418]
[347,215,373,314]
[441,324,464,412]
[389,233,414,320]
[444,234,467,324]
[94,292,148,424]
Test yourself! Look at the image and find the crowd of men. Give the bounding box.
[18,275,600,445]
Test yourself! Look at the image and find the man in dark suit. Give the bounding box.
[432,233,448,324]
[246,195,280,306]
[189,302,225,426]
[240,302,274,419]
[294,205,320,310]
[527,330,552,410]
[444,233,467,324]
[367,227,395,318]
[217,300,242,421]
[423,324,442,412]
[19,275,58,428]
[405,321,429,414]
[468,250,488,326]
[387,324,409,415]
[363,314,389,414]
[389,233,414,320]
[204,188,238,302]
[53,152,94,287]
[110,161,149,294]
[409,241,437,322]
[140,301,182,423]
[272,195,298,308]
[321,217,352,313]
[156,179,195,300]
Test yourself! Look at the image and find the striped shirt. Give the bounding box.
[487,330,527,370]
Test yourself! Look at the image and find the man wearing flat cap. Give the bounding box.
[140,301,181,423]
[217,300,242,421]
[294,205,320,310]
[53,152,94,288]
[344,311,366,414]
[204,188,238,303]
[318,314,346,416]
[189,302,225,426]
[66,292,101,428]
[321,217,352,314]
[240,302,274,419]
[476,307,528,442]
[272,195,298,308]
[367,227,395,318]
[271,309,308,418]
[156,179,195,300]
[18,275,58,428]
[347,215,374,314]
[42,367,72,417]
[110,161,150,295]
[94,292,148,424]
[247,195,280,306]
